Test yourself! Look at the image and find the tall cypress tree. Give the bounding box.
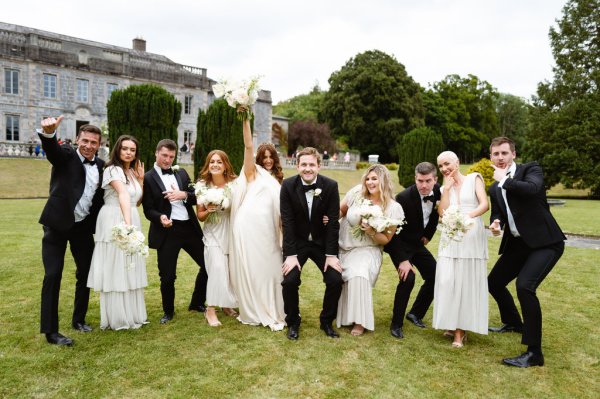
[396,127,444,188]
[194,99,245,180]
[107,84,181,170]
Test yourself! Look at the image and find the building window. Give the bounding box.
[184,95,193,114]
[183,130,193,144]
[6,115,20,141]
[4,69,19,94]
[107,83,118,98]
[77,79,89,102]
[43,74,57,98]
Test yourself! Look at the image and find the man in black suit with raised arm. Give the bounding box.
[38,116,105,346]
[280,147,343,340]
[142,139,207,324]
[487,137,565,368]
[384,162,441,339]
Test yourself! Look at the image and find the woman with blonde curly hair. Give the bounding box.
[337,164,405,336]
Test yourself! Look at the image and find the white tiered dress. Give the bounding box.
[88,165,148,330]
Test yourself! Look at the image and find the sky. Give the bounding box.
[3,0,568,104]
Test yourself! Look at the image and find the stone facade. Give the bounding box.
[0,22,272,151]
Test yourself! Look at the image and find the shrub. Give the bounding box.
[384,163,398,171]
[467,158,495,191]
[356,161,370,170]
[397,127,444,187]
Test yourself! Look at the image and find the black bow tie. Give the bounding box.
[422,195,435,203]
[303,183,317,192]
[161,168,174,175]
[83,158,96,166]
[506,171,512,178]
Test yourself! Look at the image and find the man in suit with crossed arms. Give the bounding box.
[38,116,105,346]
[384,162,441,339]
[142,139,207,324]
[488,136,565,368]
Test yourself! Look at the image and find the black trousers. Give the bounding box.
[391,246,437,327]
[281,242,343,327]
[40,222,94,333]
[488,235,564,348]
[157,220,207,316]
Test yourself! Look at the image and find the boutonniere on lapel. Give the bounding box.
[314,188,322,197]
[171,165,180,173]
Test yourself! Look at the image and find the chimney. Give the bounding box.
[132,37,146,52]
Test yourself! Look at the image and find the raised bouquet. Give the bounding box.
[193,182,232,224]
[212,76,261,121]
[111,223,149,268]
[438,205,475,248]
[351,197,405,240]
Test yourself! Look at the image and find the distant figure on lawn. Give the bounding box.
[38,116,105,346]
[487,136,565,368]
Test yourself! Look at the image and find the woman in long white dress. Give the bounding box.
[432,151,489,347]
[337,164,404,336]
[228,113,286,331]
[196,150,239,327]
[88,135,149,330]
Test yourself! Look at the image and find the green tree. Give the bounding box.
[322,50,425,163]
[526,0,600,196]
[396,127,444,188]
[194,99,244,180]
[496,93,532,151]
[273,84,326,124]
[424,74,499,162]
[107,84,181,170]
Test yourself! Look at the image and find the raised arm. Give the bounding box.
[241,114,256,182]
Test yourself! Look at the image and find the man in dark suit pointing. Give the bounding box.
[38,116,105,346]
[488,136,565,368]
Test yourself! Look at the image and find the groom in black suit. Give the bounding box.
[384,162,441,339]
[38,116,104,346]
[488,137,565,368]
[280,147,343,340]
[142,139,207,324]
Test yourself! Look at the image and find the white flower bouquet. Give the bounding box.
[111,223,149,268]
[351,198,405,240]
[193,182,232,224]
[438,205,475,248]
[212,76,261,121]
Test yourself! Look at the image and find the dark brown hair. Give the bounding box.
[257,143,283,184]
[106,135,140,184]
[490,137,516,153]
[77,124,102,138]
[156,139,177,152]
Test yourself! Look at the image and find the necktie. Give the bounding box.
[162,168,174,175]
[83,158,96,166]
[422,195,435,203]
[303,183,317,192]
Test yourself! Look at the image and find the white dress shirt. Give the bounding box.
[498,162,520,237]
[154,163,189,221]
[419,192,435,228]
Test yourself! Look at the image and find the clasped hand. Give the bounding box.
[162,184,186,202]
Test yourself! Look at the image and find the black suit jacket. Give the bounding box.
[489,162,565,253]
[142,167,202,249]
[280,174,340,257]
[384,184,441,265]
[38,133,104,233]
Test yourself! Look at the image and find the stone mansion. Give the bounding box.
[0,21,275,154]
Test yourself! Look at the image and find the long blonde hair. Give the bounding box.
[361,164,395,210]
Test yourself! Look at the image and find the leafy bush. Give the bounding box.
[467,158,495,191]
[397,127,444,187]
[356,161,370,170]
[385,163,398,171]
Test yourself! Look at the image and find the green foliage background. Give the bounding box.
[396,127,445,187]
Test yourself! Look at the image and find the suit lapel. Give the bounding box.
[294,176,310,220]
[150,169,167,193]
[174,171,184,191]
[411,186,425,228]
[495,182,508,218]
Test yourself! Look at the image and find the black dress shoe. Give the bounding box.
[320,323,340,338]
[502,352,544,368]
[390,325,404,339]
[188,304,206,313]
[406,313,426,328]
[287,325,299,340]
[159,314,174,324]
[489,324,523,333]
[72,322,93,332]
[45,332,73,346]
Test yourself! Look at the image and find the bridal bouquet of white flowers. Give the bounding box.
[351,198,405,240]
[193,182,232,224]
[111,223,149,268]
[438,205,475,248]
[212,76,261,120]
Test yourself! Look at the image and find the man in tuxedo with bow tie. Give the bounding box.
[487,137,565,368]
[142,139,207,324]
[38,116,105,346]
[384,162,441,339]
[280,147,343,340]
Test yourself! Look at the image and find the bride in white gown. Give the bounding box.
[228,112,286,331]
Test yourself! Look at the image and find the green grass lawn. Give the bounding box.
[1,172,599,397]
